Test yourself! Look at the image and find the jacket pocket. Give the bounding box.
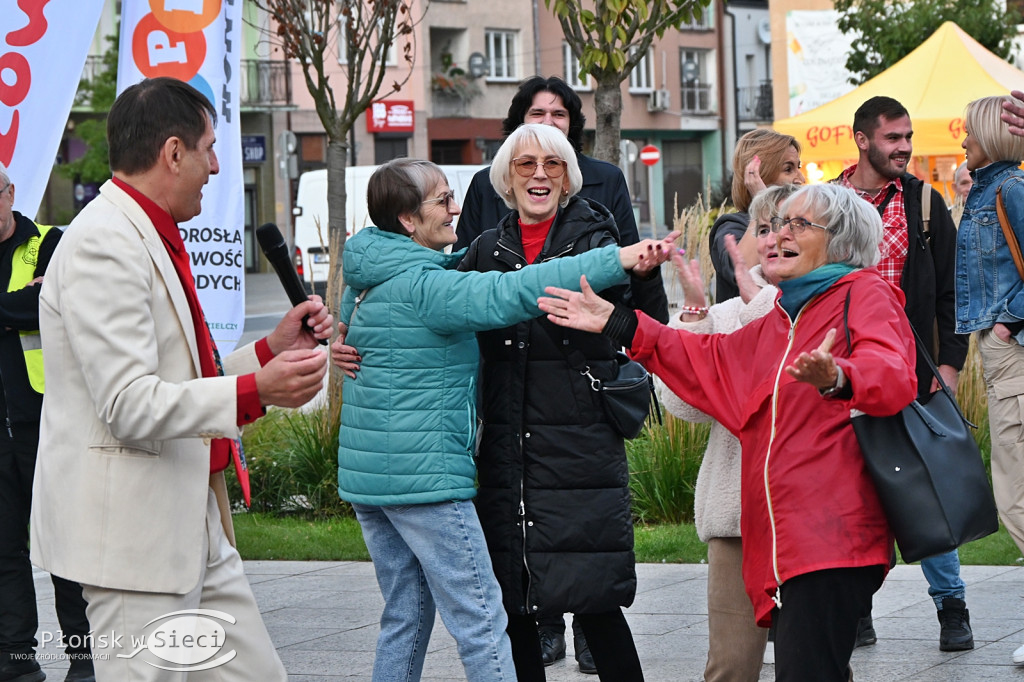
[990,374,1024,445]
[89,442,161,457]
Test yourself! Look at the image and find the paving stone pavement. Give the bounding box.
[31,562,1024,681]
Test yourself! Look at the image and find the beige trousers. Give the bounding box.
[978,329,1024,555]
[704,537,769,682]
[81,489,287,682]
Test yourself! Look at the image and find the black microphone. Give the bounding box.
[256,222,327,345]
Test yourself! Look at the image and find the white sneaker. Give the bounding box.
[1012,642,1024,665]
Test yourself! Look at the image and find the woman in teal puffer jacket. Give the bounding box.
[332,158,674,682]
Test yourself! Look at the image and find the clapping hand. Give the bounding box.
[724,234,761,304]
[670,249,706,309]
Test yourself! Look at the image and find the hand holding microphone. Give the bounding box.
[256,223,330,347]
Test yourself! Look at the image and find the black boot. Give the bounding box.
[854,615,876,647]
[0,652,46,682]
[538,628,565,666]
[573,633,597,674]
[937,597,974,651]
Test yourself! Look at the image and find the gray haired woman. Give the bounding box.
[538,183,918,682]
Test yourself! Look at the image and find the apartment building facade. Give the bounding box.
[57,0,746,267]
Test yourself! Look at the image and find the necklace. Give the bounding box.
[853,185,885,199]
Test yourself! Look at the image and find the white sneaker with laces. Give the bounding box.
[1012,642,1024,665]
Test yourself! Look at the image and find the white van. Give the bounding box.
[291,163,487,294]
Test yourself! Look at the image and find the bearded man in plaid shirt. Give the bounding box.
[837,95,971,653]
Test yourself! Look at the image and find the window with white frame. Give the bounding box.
[563,42,589,90]
[680,0,712,30]
[337,17,396,65]
[628,48,654,92]
[486,30,517,81]
[680,49,714,114]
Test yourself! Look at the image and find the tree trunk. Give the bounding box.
[592,78,623,165]
[325,137,348,412]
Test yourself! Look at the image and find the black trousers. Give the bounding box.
[774,565,885,682]
[0,422,90,656]
[508,609,644,682]
[536,611,583,638]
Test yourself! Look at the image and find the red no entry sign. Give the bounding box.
[639,144,660,166]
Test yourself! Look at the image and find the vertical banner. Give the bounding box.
[118,0,245,353]
[0,0,105,220]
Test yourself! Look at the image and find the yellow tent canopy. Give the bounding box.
[774,21,1024,164]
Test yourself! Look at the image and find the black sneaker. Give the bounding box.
[0,652,46,682]
[538,628,565,666]
[574,634,597,675]
[938,597,974,651]
[855,615,877,647]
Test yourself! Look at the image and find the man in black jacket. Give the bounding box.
[837,96,972,653]
[0,164,94,682]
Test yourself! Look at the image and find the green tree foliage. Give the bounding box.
[834,0,1017,85]
[58,26,119,185]
[545,0,712,164]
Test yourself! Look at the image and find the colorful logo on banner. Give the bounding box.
[119,0,246,354]
[125,1,219,104]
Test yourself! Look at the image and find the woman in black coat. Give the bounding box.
[460,123,667,682]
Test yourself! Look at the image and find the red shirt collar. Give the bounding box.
[111,176,185,254]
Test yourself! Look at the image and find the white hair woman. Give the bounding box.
[538,183,918,682]
[460,123,666,681]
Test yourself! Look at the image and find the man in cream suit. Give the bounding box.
[29,78,332,681]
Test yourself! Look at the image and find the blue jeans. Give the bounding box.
[920,549,966,609]
[352,500,516,682]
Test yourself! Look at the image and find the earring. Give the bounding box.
[506,188,512,195]
[561,188,569,197]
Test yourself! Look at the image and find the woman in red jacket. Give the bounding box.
[538,183,917,682]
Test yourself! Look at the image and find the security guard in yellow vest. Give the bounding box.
[0,166,95,682]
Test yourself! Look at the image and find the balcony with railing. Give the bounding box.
[240,59,293,109]
[680,83,714,115]
[737,81,774,122]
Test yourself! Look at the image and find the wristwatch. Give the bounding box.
[819,366,846,398]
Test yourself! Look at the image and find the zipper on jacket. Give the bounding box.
[538,242,575,263]
[765,305,802,591]
[495,239,528,268]
[518,476,533,614]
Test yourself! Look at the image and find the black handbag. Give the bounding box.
[843,292,998,562]
[568,350,659,439]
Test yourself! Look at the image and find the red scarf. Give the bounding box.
[112,178,251,504]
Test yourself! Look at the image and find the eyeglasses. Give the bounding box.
[767,216,829,235]
[421,190,456,211]
[511,157,567,178]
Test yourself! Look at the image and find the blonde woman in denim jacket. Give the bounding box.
[957,94,1024,665]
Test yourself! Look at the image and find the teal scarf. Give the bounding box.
[777,264,856,318]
